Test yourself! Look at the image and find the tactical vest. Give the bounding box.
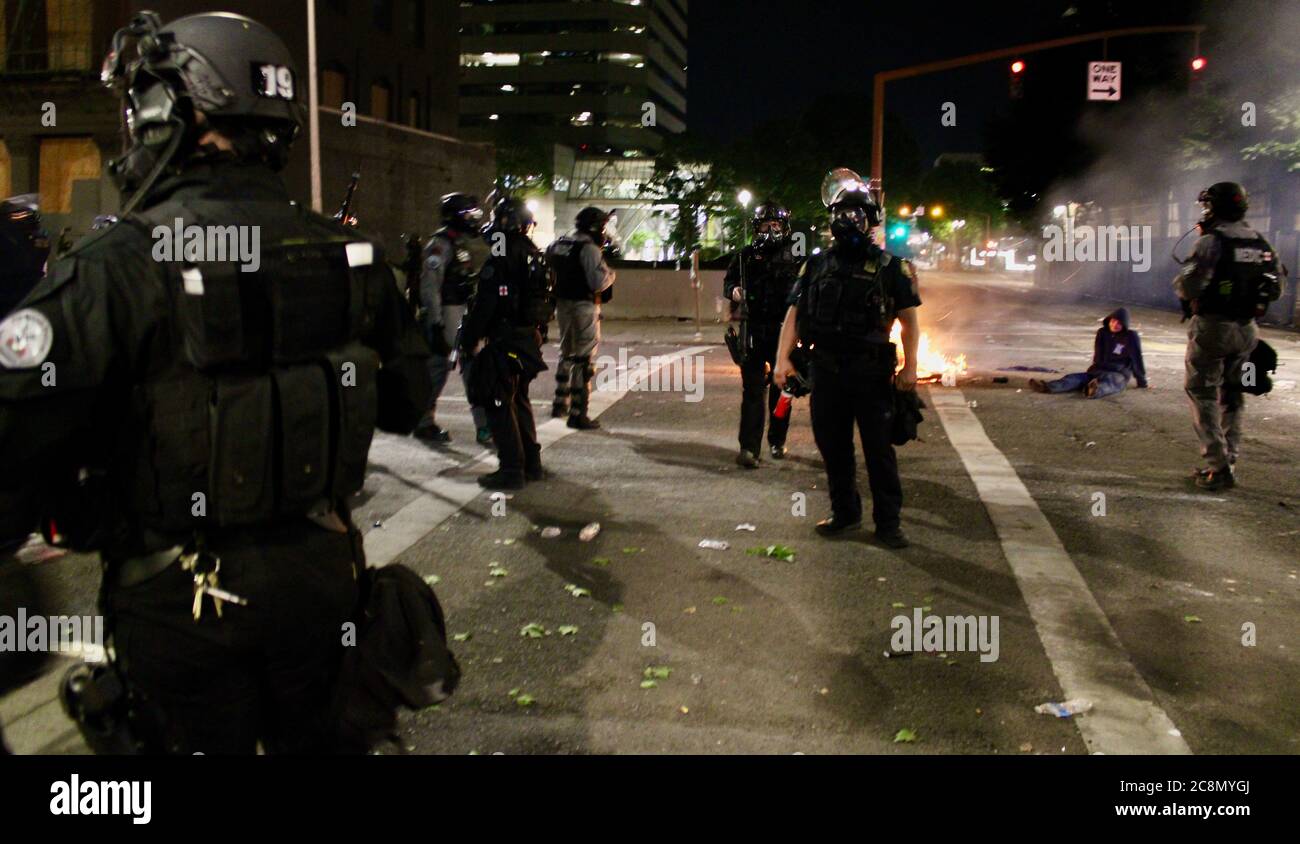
[737,245,801,326]
[520,241,557,326]
[1198,231,1279,320]
[435,229,481,306]
[800,249,896,353]
[548,235,595,301]
[125,203,379,532]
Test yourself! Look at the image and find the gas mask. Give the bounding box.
[830,205,872,249]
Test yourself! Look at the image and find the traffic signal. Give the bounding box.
[1190,55,1207,93]
[1009,60,1025,100]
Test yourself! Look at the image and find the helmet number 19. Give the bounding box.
[255,64,296,101]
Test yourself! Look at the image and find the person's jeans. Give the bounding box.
[1045,370,1128,398]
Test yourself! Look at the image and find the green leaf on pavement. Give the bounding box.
[746,544,796,561]
[520,622,547,638]
[489,566,509,578]
[644,666,672,680]
[622,547,644,555]
[452,632,472,642]
[712,596,729,606]
[891,602,906,609]
[593,557,612,567]
[894,728,918,743]
[515,694,536,707]
[640,680,658,690]
[558,625,579,636]
[1184,615,1203,623]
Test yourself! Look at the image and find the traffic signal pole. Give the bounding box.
[869,25,1207,203]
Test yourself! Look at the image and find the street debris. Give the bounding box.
[579,522,602,542]
[1034,699,1093,718]
[746,544,796,561]
[735,523,758,532]
[540,526,562,539]
[564,584,592,598]
[699,539,730,551]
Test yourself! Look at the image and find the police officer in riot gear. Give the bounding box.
[417,193,491,445]
[1175,181,1286,491]
[0,195,51,316]
[463,197,552,489]
[0,12,431,753]
[725,200,803,468]
[548,206,616,429]
[775,169,920,549]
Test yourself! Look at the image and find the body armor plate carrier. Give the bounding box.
[128,206,378,531]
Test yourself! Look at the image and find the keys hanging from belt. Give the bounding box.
[180,548,248,622]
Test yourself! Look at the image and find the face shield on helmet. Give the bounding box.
[822,168,880,249]
[751,202,790,249]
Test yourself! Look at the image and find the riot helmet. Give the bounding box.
[492,197,535,234]
[1197,181,1248,224]
[575,206,611,246]
[100,11,305,213]
[441,193,484,233]
[822,168,880,248]
[752,200,791,249]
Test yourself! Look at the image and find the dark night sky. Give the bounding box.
[687,1,1196,164]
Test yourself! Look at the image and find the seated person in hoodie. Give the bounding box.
[1029,308,1149,398]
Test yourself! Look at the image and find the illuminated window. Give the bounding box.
[38,137,100,214]
[0,140,11,197]
[407,93,421,128]
[370,81,392,121]
[2,0,94,72]
[322,67,348,109]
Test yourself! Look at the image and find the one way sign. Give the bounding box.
[1087,60,1122,101]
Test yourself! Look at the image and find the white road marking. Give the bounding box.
[364,346,712,568]
[928,387,1191,755]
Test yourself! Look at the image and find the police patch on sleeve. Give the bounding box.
[0,308,54,369]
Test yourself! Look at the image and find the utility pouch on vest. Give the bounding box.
[326,342,379,500]
[176,262,257,370]
[209,375,276,525]
[132,375,211,528]
[274,364,332,513]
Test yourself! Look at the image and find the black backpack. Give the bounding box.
[333,564,461,752]
[1234,339,1278,396]
[519,245,556,327]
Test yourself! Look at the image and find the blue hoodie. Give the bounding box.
[1088,307,1148,387]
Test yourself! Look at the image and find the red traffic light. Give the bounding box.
[1010,60,1026,74]
[1191,56,1207,71]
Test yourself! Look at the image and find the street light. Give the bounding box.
[737,189,753,208]
[930,205,944,218]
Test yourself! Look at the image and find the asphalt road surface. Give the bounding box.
[5,270,1297,755]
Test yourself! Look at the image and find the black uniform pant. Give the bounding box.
[104,522,360,754]
[809,355,903,532]
[738,330,790,454]
[488,370,540,477]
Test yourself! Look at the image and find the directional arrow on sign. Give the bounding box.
[1086,60,1122,101]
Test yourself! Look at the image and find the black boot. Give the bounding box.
[477,470,525,490]
[815,514,862,536]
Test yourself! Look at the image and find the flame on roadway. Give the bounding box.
[890,322,968,382]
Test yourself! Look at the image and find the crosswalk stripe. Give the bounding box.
[928,387,1191,755]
